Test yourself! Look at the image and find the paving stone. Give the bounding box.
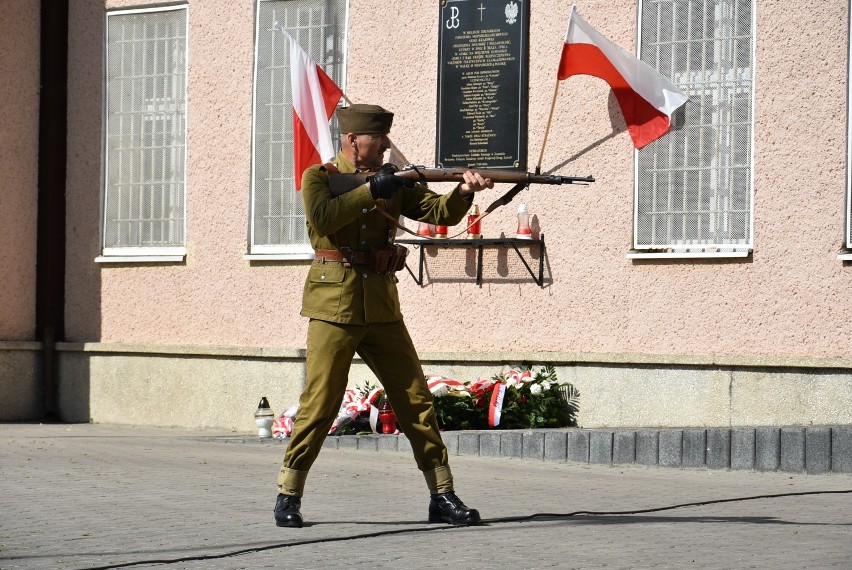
[589,431,613,465]
[805,427,831,474]
[832,426,852,473]
[500,432,523,458]
[659,429,683,468]
[636,430,659,466]
[780,427,805,473]
[457,432,480,456]
[566,430,590,463]
[706,429,730,470]
[357,435,378,451]
[337,435,359,449]
[544,430,567,462]
[682,429,706,468]
[377,434,399,453]
[612,431,636,465]
[731,428,755,470]
[755,427,780,471]
[522,431,545,461]
[480,432,501,457]
[442,432,458,456]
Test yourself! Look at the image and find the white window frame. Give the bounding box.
[842,0,852,260]
[629,0,755,259]
[247,0,349,260]
[98,5,189,263]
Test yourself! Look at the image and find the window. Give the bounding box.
[101,6,188,261]
[249,0,348,258]
[845,0,852,258]
[633,0,754,257]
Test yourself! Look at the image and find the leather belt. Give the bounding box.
[314,248,370,265]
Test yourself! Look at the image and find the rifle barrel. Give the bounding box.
[396,167,594,186]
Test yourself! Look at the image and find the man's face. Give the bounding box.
[352,133,390,170]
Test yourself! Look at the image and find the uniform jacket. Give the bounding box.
[300,151,473,324]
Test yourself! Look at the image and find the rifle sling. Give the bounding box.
[484,182,526,213]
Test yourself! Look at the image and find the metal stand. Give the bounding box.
[397,233,546,287]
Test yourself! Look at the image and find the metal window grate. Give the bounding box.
[251,0,347,250]
[635,0,753,251]
[104,7,187,249]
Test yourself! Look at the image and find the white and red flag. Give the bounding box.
[274,24,343,189]
[557,6,688,148]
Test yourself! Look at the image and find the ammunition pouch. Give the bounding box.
[369,244,408,274]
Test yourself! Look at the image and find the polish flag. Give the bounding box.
[275,24,343,189]
[557,6,688,148]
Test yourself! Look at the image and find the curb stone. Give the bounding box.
[262,426,852,474]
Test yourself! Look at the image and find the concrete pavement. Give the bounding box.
[1,423,851,569]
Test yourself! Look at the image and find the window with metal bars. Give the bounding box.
[102,6,188,257]
[634,0,754,256]
[249,0,347,257]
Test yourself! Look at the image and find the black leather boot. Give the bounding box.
[274,493,303,528]
[428,491,481,526]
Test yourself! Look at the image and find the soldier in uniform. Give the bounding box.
[274,103,493,528]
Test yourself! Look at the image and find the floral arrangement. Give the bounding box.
[430,365,579,431]
[272,365,579,437]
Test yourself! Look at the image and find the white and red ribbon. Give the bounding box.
[488,382,507,427]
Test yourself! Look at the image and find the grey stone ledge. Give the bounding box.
[0,341,43,351]
[52,342,852,370]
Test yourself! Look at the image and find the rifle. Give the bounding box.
[327,164,595,238]
[328,165,595,197]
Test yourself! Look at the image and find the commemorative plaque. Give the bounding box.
[436,0,529,169]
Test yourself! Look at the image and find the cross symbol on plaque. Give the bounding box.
[478,2,486,21]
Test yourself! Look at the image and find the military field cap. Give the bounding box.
[336,104,393,134]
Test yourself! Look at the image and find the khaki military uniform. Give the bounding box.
[278,150,473,497]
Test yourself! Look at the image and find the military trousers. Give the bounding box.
[277,318,453,496]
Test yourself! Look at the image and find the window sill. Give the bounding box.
[96,247,186,264]
[95,254,185,264]
[626,248,751,259]
[837,249,852,261]
[244,252,314,261]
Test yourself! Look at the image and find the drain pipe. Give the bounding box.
[36,0,69,419]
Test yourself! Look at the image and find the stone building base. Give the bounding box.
[2,342,851,433]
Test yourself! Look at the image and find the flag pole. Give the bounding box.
[536,5,575,174]
[535,81,560,174]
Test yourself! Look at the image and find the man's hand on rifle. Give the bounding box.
[458,171,494,197]
[367,165,404,199]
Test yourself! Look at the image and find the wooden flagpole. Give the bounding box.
[536,82,560,174]
[536,5,575,174]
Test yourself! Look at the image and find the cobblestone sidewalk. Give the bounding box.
[1,423,851,569]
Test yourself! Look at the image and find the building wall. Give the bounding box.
[58,1,852,429]
[0,1,41,420]
[0,0,40,341]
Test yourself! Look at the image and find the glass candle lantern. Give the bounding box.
[516,202,532,239]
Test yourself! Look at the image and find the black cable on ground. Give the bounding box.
[77,489,852,570]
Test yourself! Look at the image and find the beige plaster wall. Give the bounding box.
[0,0,39,340]
[64,1,851,363]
